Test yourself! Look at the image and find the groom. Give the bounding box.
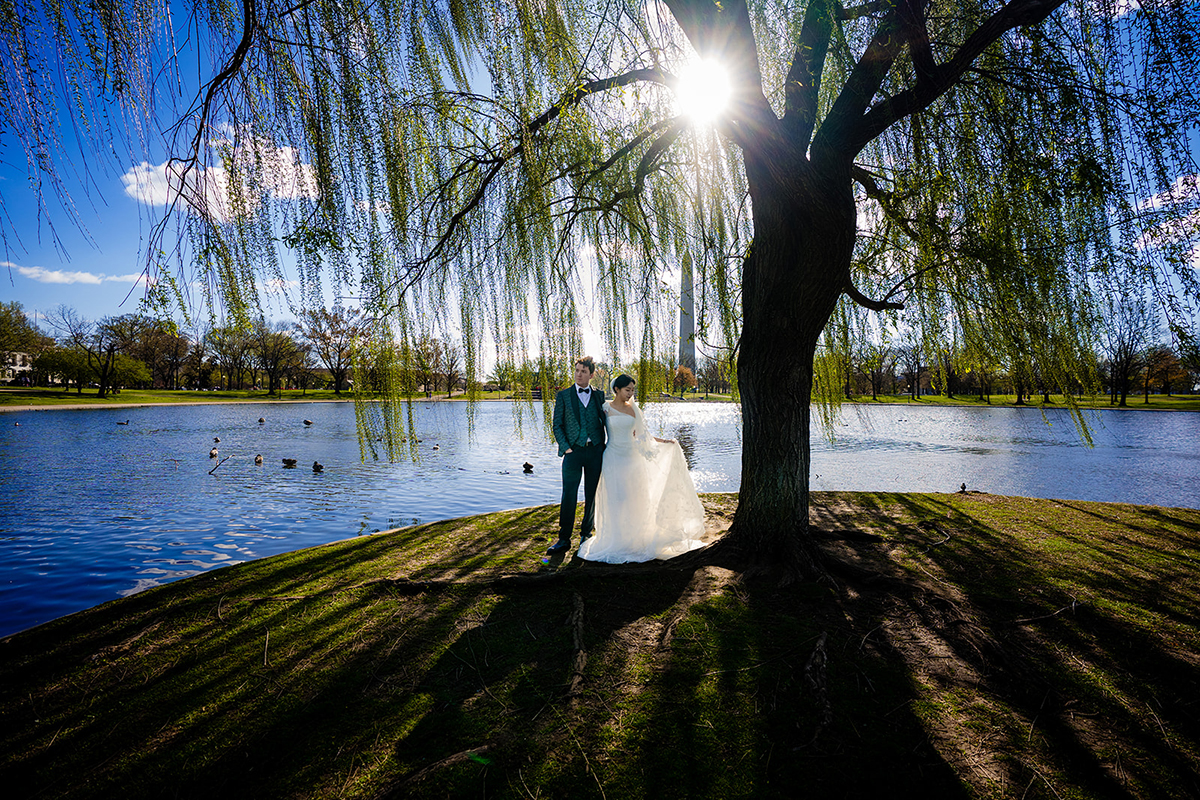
[548,356,606,554]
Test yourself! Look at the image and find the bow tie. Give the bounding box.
[577,387,590,394]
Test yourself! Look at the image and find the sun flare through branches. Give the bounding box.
[673,59,730,125]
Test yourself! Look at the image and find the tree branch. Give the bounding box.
[852,164,950,303]
[812,4,905,160]
[171,0,259,184]
[525,68,671,136]
[852,164,923,241]
[609,119,689,206]
[783,0,837,150]
[841,0,1069,155]
[897,0,936,84]
[393,69,676,298]
[278,0,322,18]
[548,119,689,266]
[845,281,905,311]
[583,118,677,185]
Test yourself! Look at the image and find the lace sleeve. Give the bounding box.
[630,402,659,460]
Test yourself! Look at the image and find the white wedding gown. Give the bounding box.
[577,402,707,563]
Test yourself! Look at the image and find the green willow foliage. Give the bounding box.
[2,0,1197,448]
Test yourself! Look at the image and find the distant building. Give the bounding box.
[2,351,33,383]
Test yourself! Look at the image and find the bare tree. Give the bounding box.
[697,355,732,398]
[251,319,302,395]
[896,339,924,402]
[1142,344,1185,401]
[49,307,145,397]
[441,342,463,397]
[1099,289,1156,407]
[296,308,365,394]
[410,336,443,399]
[131,320,190,389]
[862,344,897,401]
[206,326,254,390]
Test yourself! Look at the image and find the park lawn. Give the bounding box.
[0,387,519,408]
[849,392,1200,412]
[0,386,354,407]
[1,492,1197,799]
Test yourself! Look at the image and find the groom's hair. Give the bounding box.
[575,356,596,374]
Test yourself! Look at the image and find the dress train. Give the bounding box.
[576,401,706,563]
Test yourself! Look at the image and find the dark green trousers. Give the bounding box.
[558,443,604,541]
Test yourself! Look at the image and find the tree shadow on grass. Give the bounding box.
[1,499,968,799]
[837,492,1200,798]
[10,494,1193,798]
[0,509,566,798]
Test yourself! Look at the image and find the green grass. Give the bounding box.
[0,387,522,407]
[851,392,1200,411]
[1,493,1198,798]
[0,386,355,406]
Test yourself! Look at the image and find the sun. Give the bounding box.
[674,59,731,125]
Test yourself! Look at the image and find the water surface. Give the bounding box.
[1,400,1195,637]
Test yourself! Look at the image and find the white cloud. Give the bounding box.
[120,139,318,223]
[9,263,147,286]
[120,162,175,206]
[1083,0,1144,18]
[1133,174,1200,253]
[262,278,300,291]
[259,145,319,200]
[120,160,232,220]
[1137,173,1198,212]
[1107,0,1141,16]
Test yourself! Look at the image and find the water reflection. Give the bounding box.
[673,424,698,470]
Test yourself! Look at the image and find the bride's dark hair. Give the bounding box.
[612,374,635,391]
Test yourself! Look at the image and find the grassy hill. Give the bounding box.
[1,492,1197,798]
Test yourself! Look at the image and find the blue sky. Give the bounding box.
[0,155,163,325]
[0,132,322,330]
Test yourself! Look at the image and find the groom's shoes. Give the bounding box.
[580,532,593,542]
[546,539,571,554]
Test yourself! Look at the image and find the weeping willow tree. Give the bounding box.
[3,0,1198,575]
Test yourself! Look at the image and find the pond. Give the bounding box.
[1,399,1196,637]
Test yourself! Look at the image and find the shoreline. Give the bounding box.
[2,395,1195,413]
[0,397,358,413]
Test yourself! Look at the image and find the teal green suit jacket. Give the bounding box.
[553,386,606,456]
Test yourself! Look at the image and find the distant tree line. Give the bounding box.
[4,300,1194,406]
[1,303,374,398]
[828,337,1198,407]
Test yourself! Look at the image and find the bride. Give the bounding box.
[577,374,707,563]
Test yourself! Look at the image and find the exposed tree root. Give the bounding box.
[88,620,163,661]
[374,743,496,799]
[697,524,830,586]
[797,632,831,749]
[657,566,740,648]
[566,592,587,703]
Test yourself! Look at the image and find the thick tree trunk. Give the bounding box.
[717,154,855,580]
[678,256,696,371]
